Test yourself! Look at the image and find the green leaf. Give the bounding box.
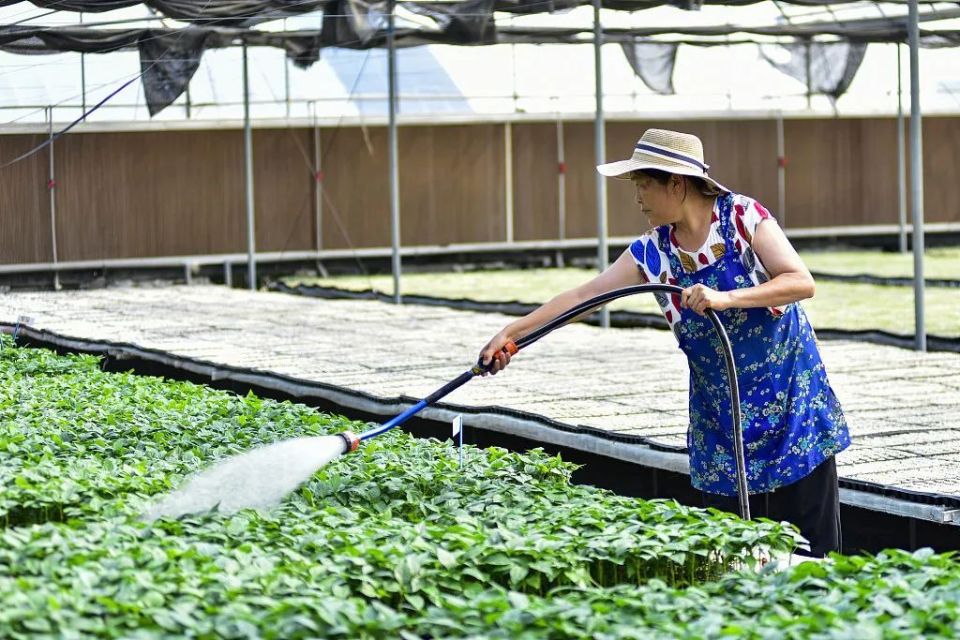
[437,548,457,569]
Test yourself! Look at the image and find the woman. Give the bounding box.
[479,129,850,557]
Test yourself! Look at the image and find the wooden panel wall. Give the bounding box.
[3,128,318,263]
[53,130,247,261]
[512,123,560,241]
[319,123,506,250]
[399,123,505,246]
[253,129,316,253]
[783,116,960,227]
[0,134,50,264]
[560,121,601,239]
[785,118,895,228]
[918,116,960,224]
[319,126,390,250]
[1,116,957,266]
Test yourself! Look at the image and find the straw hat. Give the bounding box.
[596,128,729,193]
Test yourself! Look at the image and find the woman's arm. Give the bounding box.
[479,249,645,374]
[682,219,815,315]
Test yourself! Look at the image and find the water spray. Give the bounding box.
[145,284,749,521]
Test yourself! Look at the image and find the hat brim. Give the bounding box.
[596,158,729,193]
[596,158,645,179]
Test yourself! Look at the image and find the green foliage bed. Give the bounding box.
[2,344,959,638]
[799,247,960,280]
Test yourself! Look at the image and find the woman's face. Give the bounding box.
[631,172,681,227]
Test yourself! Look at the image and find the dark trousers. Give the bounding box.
[700,456,841,558]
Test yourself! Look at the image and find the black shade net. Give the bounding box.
[1,0,958,115]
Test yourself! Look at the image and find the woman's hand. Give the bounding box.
[681,284,733,316]
[478,331,515,376]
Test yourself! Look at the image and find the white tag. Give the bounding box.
[453,414,464,471]
[17,315,34,327]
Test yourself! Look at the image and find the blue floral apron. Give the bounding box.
[657,194,851,496]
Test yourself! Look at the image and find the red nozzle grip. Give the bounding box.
[476,341,519,373]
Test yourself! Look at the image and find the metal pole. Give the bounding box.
[776,111,786,228]
[80,13,86,121]
[511,43,518,112]
[504,122,514,244]
[284,61,291,119]
[185,84,192,119]
[284,19,291,119]
[243,44,257,291]
[896,43,908,254]
[908,0,926,352]
[388,1,402,304]
[47,108,60,291]
[805,40,812,110]
[556,115,566,268]
[312,102,323,256]
[593,0,609,328]
[81,57,87,119]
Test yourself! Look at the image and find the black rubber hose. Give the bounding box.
[510,284,750,520]
[359,283,750,519]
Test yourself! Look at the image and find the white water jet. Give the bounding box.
[143,435,346,521]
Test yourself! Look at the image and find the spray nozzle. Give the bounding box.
[337,430,360,454]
